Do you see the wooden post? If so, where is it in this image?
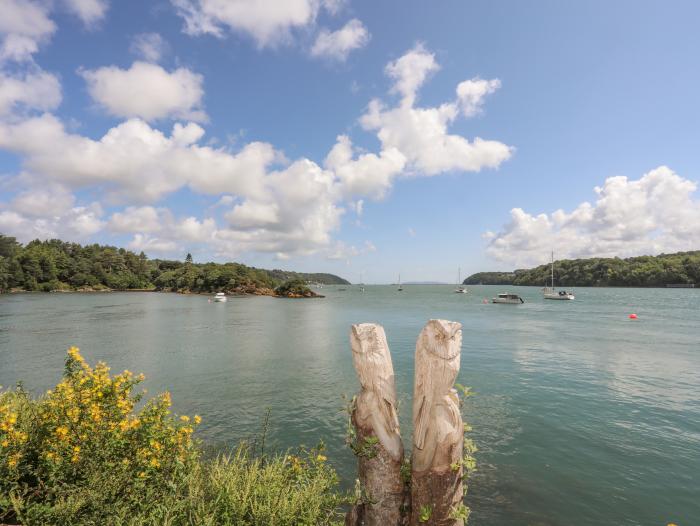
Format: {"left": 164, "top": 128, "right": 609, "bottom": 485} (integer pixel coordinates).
{"left": 346, "top": 323, "right": 405, "bottom": 526}
{"left": 410, "top": 319, "right": 464, "bottom": 526}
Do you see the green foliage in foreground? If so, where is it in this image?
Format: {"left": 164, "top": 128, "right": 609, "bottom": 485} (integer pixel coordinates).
{"left": 0, "top": 235, "right": 349, "bottom": 293}
{"left": 464, "top": 251, "right": 700, "bottom": 287}
{"left": 0, "top": 349, "right": 345, "bottom": 525}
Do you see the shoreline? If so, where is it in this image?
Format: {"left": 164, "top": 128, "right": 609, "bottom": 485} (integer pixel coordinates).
{"left": 2, "top": 288, "right": 324, "bottom": 299}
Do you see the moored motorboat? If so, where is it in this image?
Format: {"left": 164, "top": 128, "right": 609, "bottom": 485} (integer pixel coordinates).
{"left": 492, "top": 293, "right": 524, "bottom": 304}
{"left": 213, "top": 292, "right": 227, "bottom": 302}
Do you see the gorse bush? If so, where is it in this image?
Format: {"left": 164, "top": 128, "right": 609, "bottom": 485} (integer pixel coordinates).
{"left": 0, "top": 348, "right": 345, "bottom": 525}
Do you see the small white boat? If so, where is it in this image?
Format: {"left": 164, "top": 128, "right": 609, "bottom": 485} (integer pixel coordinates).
{"left": 213, "top": 292, "right": 227, "bottom": 302}
{"left": 492, "top": 293, "right": 524, "bottom": 304}
{"left": 543, "top": 252, "right": 574, "bottom": 300}
{"left": 397, "top": 274, "right": 403, "bottom": 292}
{"left": 454, "top": 267, "right": 467, "bottom": 294}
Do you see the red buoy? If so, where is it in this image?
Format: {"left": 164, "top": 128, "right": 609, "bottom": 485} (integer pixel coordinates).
{"left": 629, "top": 313, "right": 638, "bottom": 319}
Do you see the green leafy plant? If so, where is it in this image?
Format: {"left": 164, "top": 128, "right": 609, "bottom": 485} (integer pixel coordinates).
{"left": 418, "top": 504, "right": 432, "bottom": 522}
{"left": 450, "top": 502, "right": 471, "bottom": 521}
{"left": 0, "top": 348, "right": 346, "bottom": 525}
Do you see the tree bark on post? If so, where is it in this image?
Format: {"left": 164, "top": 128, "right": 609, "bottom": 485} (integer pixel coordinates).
{"left": 346, "top": 323, "right": 405, "bottom": 526}
{"left": 410, "top": 320, "right": 464, "bottom": 526}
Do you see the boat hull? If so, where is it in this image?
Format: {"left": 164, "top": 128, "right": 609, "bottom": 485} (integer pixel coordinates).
{"left": 492, "top": 298, "right": 523, "bottom": 304}
{"left": 544, "top": 294, "right": 574, "bottom": 300}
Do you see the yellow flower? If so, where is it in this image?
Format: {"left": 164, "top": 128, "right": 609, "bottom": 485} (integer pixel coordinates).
{"left": 316, "top": 454, "right": 327, "bottom": 462}
{"left": 8, "top": 456, "right": 18, "bottom": 468}
{"left": 55, "top": 426, "right": 69, "bottom": 440}
{"left": 68, "top": 346, "right": 84, "bottom": 362}
{"left": 180, "top": 415, "right": 190, "bottom": 423}
{"left": 193, "top": 415, "right": 202, "bottom": 425}
{"left": 149, "top": 458, "right": 160, "bottom": 468}
{"left": 138, "top": 471, "right": 146, "bottom": 478}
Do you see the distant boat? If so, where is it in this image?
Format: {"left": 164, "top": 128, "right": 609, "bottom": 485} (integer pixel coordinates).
{"left": 492, "top": 293, "right": 524, "bottom": 304}
{"left": 213, "top": 292, "right": 227, "bottom": 302}
{"left": 454, "top": 267, "right": 467, "bottom": 294}
{"left": 397, "top": 274, "right": 403, "bottom": 292}
{"left": 543, "top": 252, "right": 574, "bottom": 300}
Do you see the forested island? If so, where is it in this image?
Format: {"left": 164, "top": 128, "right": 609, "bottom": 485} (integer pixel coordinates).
{"left": 0, "top": 235, "right": 349, "bottom": 296}
{"left": 464, "top": 251, "right": 700, "bottom": 287}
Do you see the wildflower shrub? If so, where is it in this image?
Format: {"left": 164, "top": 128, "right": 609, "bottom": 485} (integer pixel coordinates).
{"left": 0, "top": 348, "right": 344, "bottom": 525}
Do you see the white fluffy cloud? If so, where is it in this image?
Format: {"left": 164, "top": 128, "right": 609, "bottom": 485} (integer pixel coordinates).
{"left": 0, "top": 0, "right": 109, "bottom": 62}
{"left": 485, "top": 166, "right": 700, "bottom": 266}
{"left": 130, "top": 33, "right": 167, "bottom": 63}
{"left": 0, "top": 43, "right": 511, "bottom": 259}
{"left": 171, "top": 0, "right": 328, "bottom": 47}
{"left": 360, "top": 45, "right": 512, "bottom": 178}
{"left": 0, "top": 203, "right": 104, "bottom": 242}
{"left": 385, "top": 43, "right": 440, "bottom": 106}
{"left": 325, "top": 134, "right": 405, "bottom": 198}
{"left": 0, "top": 0, "right": 56, "bottom": 62}
{"left": 127, "top": 234, "right": 179, "bottom": 254}
{"left": 311, "top": 19, "right": 369, "bottom": 61}
{"left": 108, "top": 206, "right": 163, "bottom": 233}
{"left": 80, "top": 62, "right": 206, "bottom": 122}
{"left": 0, "top": 69, "right": 61, "bottom": 116}
{"left": 62, "top": 0, "right": 109, "bottom": 26}
{"left": 0, "top": 116, "right": 276, "bottom": 202}
{"left": 109, "top": 207, "right": 216, "bottom": 254}
{"left": 457, "top": 78, "right": 502, "bottom": 117}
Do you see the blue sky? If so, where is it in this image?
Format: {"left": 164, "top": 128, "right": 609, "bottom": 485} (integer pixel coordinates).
{"left": 1, "top": 0, "right": 700, "bottom": 283}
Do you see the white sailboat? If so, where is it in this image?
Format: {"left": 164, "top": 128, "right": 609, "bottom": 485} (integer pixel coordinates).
{"left": 543, "top": 252, "right": 574, "bottom": 300}
{"left": 454, "top": 267, "right": 467, "bottom": 293}
{"left": 397, "top": 274, "right": 403, "bottom": 291}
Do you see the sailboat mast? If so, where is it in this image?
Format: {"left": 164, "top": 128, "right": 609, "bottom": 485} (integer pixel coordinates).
{"left": 551, "top": 251, "right": 554, "bottom": 288}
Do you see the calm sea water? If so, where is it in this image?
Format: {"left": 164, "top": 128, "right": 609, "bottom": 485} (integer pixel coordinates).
{"left": 1, "top": 286, "right": 698, "bottom": 525}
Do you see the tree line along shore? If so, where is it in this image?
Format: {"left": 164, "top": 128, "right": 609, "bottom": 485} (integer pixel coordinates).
{"left": 0, "top": 235, "right": 349, "bottom": 297}
{"left": 464, "top": 251, "right": 700, "bottom": 287}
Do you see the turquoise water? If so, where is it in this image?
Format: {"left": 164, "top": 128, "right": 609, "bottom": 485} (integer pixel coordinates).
{"left": 1, "top": 286, "right": 698, "bottom": 525}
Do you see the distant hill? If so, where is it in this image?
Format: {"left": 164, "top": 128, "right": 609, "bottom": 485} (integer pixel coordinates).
{"left": 265, "top": 270, "right": 350, "bottom": 285}
{"left": 464, "top": 251, "right": 700, "bottom": 287}
{"left": 0, "top": 234, "right": 349, "bottom": 293}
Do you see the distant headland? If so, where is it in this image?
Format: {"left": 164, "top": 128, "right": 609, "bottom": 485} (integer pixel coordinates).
{"left": 0, "top": 234, "right": 349, "bottom": 297}
{"left": 464, "top": 251, "right": 700, "bottom": 288}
